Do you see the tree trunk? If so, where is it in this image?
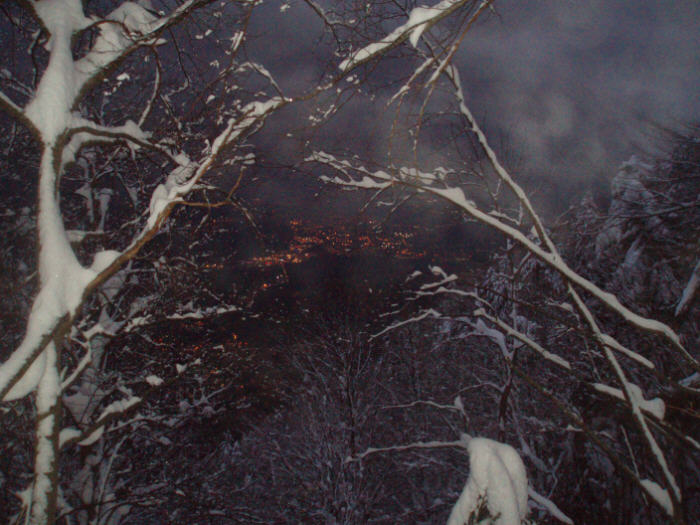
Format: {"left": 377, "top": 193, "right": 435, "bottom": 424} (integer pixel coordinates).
{"left": 29, "top": 343, "right": 61, "bottom": 525}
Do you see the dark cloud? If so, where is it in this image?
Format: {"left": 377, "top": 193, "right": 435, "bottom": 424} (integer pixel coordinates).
{"left": 244, "top": 0, "right": 700, "bottom": 219}
{"left": 457, "top": 0, "right": 700, "bottom": 180}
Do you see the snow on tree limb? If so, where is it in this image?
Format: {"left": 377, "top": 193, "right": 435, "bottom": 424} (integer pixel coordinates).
{"left": 568, "top": 290, "right": 683, "bottom": 508}
{"left": 381, "top": 398, "right": 467, "bottom": 415}
{"left": 675, "top": 259, "right": 700, "bottom": 317}
{"left": 443, "top": 66, "right": 693, "bottom": 364}
{"left": 58, "top": 354, "right": 203, "bottom": 451}
{"left": 59, "top": 345, "right": 92, "bottom": 392}
{"left": 311, "top": 142, "right": 688, "bottom": 515}
{"left": 509, "top": 358, "right": 686, "bottom": 520}
{"left": 309, "top": 35, "right": 696, "bottom": 518}
{"left": 348, "top": 434, "right": 470, "bottom": 463}
{"left": 0, "top": 89, "right": 284, "bottom": 402}
{"left": 473, "top": 308, "right": 572, "bottom": 370}
{"left": 144, "top": 96, "right": 288, "bottom": 229}
{"left": 527, "top": 488, "right": 574, "bottom": 525}
{"left": 447, "top": 437, "right": 528, "bottom": 525}
{"left": 311, "top": 149, "right": 697, "bottom": 372}
{"left": 640, "top": 478, "right": 674, "bottom": 517}
{"left": 593, "top": 383, "right": 665, "bottom": 420}
{"left": 0, "top": 88, "right": 32, "bottom": 134}
{"left": 339, "top": 0, "right": 476, "bottom": 72}
{"left": 72, "top": 0, "right": 207, "bottom": 101}
{"left": 370, "top": 308, "right": 442, "bottom": 340}
{"left": 67, "top": 118, "right": 152, "bottom": 148}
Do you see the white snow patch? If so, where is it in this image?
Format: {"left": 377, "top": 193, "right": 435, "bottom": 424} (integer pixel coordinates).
{"left": 339, "top": 0, "right": 464, "bottom": 70}
{"left": 97, "top": 396, "right": 141, "bottom": 422}
{"left": 63, "top": 391, "right": 93, "bottom": 422}
{"left": 147, "top": 161, "right": 197, "bottom": 227}
{"left": 447, "top": 437, "right": 528, "bottom": 525}
{"left": 593, "top": 383, "right": 665, "bottom": 420}
{"left": 406, "top": 6, "right": 436, "bottom": 47}
{"left": 78, "top": 425, "right": 104, "bottom": 447}
{"left": 675, "top": 259, "right": 700, "bottom": 316}
{"left": 679, "top": 372, "right": 699, "bottom": 388}
{"left": 640, "top": 479, "right": 673, "bottom": 516}
{"left": 90, "top": 250, "right": 120, "bottom": 274}
{"left": 473, "top": 319, "right": 510, "bottom": 359}
{"left": 146, "top": 375, "right": 163, "bottom": 386}
{"left": 431, "top": 186, "right": 477, "bottom": 210}
{"left": 59, "top": 427, "right": 82, "bottom": 447}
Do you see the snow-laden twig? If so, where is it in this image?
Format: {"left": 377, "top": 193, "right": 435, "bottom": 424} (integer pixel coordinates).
{"left": 73, "top": 0, "right": 204, "bottom": 96}
{"left": 348, "top": 435, "right": 470, "bottom": 463}
{"left": 370, "top": 308, "right": 442, "bottom": 340}
{"left": 593, "top": 383, "right": 665, "bottom": 420}
{"left": 473, "top": 309, "right": 571, "bottom": 370}
{"left": 569, "top": 291, "right": 681, "bottom": 514}
{"left": 0, "top": 88, "right": 31, "bottom": 133}
{"left": 527, "top": 488, "right": 573, "bottom": 525}
{"left": 443, "top": 65, "right": 692, "bottom": 364}
{"left": 510, "top": 360, "right": 681, "bottom": 521}
{"left": 60, "top": 346, "right": 92, "bottom": 392}
{"left": 311, "top": 148, "right": 696, "bottom": 371}
{"left": 675, "top": 259, "right": 700, "bottom": 316}
{"left": 382, "top": 398, "right": 465, "bottom": 415}
{"left": 67, "top": 118, "right": 152, "bottom": 149}
{"left": 339, "top": 0, "right": 474, "bottom": 72}
{"left": 138, "top": 57, "right": 161, "bottom": 127}
{"left": 387, "top": 55, "right": 437, "bottom": 106}
{"left": 0, "top": 94, "right": 285, "bottom": 402}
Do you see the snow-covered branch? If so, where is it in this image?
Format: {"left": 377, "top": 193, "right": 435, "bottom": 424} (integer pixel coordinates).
{"left": 311, "top": 149, "right": 696, "bottom": 372}
{"left": 370, "top": 308, "right": 443, "bottom": 340}
{"left": 123, "top": 303, "right": 241, "bottom": 332}
{"left": 509, "top": 358, "right": 680, "bottom": 520}
{"left": 568, "top": 291, "right": 682, "bottom": 514}
{"left": 348, "top": 435, "right": 470, "bottom": 463}
{"left": 0, "top": 88, "right": 32, "bottom": 134}
{"left": 527, "top": 488, "right": 574, "bottom": 525}
{"left": 72, "top": 1, "right": 214, "bottom": 102}
{"left": 1, "top": 87, "right": 285, "bottom": 401}
{"left": 473, "top": 308, "right": 571, "bottom": 371}
{"left": 339, "top": 0, "right": 476, "bottom": 72}
{"left": 675, "top": 259, "right": 700, "bottom": 316}
{"left": 60, "top": 395, "right": 142, "bottom": 450}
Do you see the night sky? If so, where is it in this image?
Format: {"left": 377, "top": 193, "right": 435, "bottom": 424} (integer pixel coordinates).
{"left": 457, "top": 0, "right": 700, "bottom": 179}
{"left": 247, "top": 0, "right": 700, "bottom": 220}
